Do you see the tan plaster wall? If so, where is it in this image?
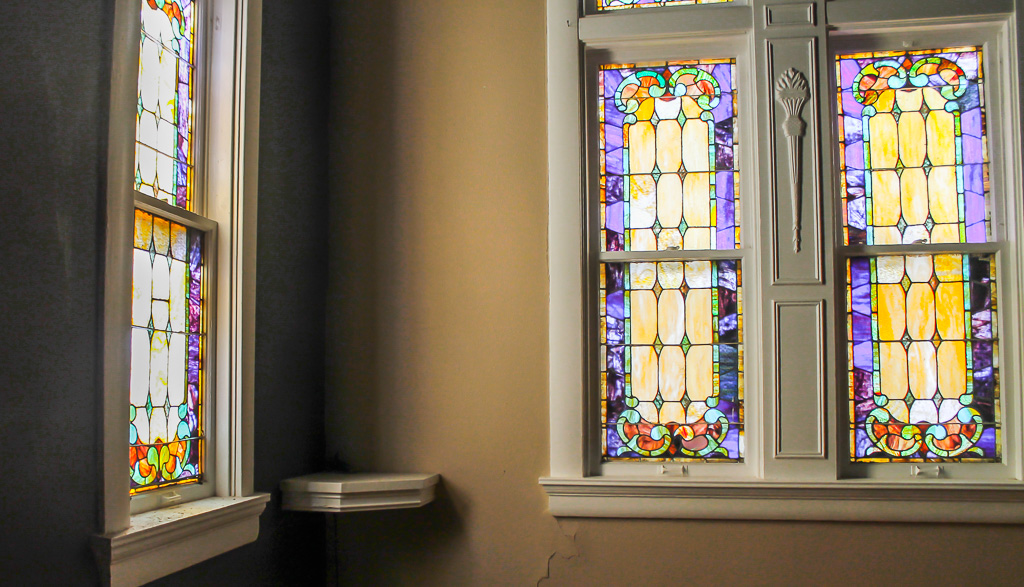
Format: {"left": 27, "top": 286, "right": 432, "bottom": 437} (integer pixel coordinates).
{"left": 325, "top": 1, "right": 1024, "bottom": 584}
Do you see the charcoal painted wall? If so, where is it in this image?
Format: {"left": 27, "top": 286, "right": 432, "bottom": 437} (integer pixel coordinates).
{"left": 0, "top": 1, "right": 328, "bottom": 585}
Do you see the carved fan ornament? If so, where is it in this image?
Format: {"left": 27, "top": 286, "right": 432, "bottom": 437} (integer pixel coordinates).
{"left": 775, "top": 68, "right": 810, "bottom": 253}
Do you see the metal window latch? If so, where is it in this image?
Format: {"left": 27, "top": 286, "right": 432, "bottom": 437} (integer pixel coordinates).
{"left": 911, "top": 465, "right": 943, "bottom": 478}
{"left": 659, "top": 464, "right": 688, "bottom": 476}
{"left": 161, "top": 491, "right": 183, "bottom": 505}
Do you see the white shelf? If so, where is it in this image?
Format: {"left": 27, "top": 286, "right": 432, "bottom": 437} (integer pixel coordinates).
{"left": 280, "top": 472, "right": 440, "bottom": 513}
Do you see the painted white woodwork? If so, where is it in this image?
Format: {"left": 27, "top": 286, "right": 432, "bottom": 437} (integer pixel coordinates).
{"left": 93, "top": 495, "right": 269, "bottom": 587}
{"left": 281, "top": 473, "right": 441, "bottom": 513}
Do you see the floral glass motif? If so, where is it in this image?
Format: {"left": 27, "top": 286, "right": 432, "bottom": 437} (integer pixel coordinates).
{"left": 130, "top": 209, "right": 204, "bottom": 493}
{"left": 848, "top": 254, "right": 998, "bottom": 461}
{"left": 601, "top": 260, "right": 743, "bottom": 460}
{"left": 136, "top": 0, "right": 197, "bottom": 210}
{"left": 837, "top": 47, "right": 990, "bottom": 246}
{"left": 600, "top": 59, "right": 739, "bottom": 252}
{"left": 598, "top": 0, "right": 731, "bottom": 10}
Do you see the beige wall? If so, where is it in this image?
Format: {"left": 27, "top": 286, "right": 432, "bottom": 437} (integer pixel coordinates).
{"left": 325, "top": 1, "right": 1024, "bottom": 584}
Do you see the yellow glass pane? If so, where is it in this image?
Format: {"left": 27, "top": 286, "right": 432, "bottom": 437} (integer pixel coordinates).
{"left": 869, "top": 113, "right": 898, "bottom": 168}
{"left": 682, "top": 173, "right": 711, "bottom": 227}
{"left": 937, "top": 341, "right": 967, "bottom": 399}
{"left": 656, "top": 174, "right": 683, "bottom": 228}
{"left": 900, "top": 168, "right": 928, "bottom": 225}
{"left": 658, "top": 345, "right": 686, "bottom": 402}
{"left": 633, "top": 346, "right": 659, "bottom": 401}
{"left": 872, "top": 170, "right": 901, "bottom": 226}
{"left": 686, "top": 345, "right": 713, "bottom": 401}
{"left": 681, "top": 119, "right": 710, "bottom": 172}
{"left": 877, "top": 283, "right": 907, "bottom": 341}
{"left": 656, "top": 120, "right": 682, "bottom": 173}
{"left": 925, "top": 110, "right": 956, "bottom": 166}
{"left": 908, "top": 341, "right": 937, "bottom": 399}
{"left": 897, "top": 111, "right": 926, "bottom": 168}
{"left": 935, "top": 283, "right": 966, "bottom": 340}
{"left": 631, "top": 290, "right": 658, "bottom": 345}
{"left": 629, "top": 121, "right": 656, "bottom": 173}
{"left": 905, "top": 283, "right": 935, "bottom": 341}
{"left": 880, "top": 342, "right": 908, "bottom": 398}
{"left": 629, "top": 175, "right": 657, "bottom": 228}
{"left": 657, "top": 289, "right": 685, "bottom": 345}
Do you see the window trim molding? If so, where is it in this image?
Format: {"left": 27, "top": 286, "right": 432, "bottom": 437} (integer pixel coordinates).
{"left": 98, "top": 0, "right": 266, "bottom": 582}
{"left": 543, "top": 0, "right": 1024, "bottom": 522}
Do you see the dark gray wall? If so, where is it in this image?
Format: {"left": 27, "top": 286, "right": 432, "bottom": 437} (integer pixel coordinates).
{"left": 0, "top": 2, "right": 107, "bottom": 584}
{"left": 0, "top": 1, "right": 329, "bottom": 585}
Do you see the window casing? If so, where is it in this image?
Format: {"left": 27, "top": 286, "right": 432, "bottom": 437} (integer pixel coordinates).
{"left": 543, "top": 0, "right": 1024, "bottom": 521}
{"left": 96, "top": 0, "right": 267, "bottom": 584}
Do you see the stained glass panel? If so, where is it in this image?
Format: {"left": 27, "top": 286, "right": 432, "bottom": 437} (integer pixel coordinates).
{"left": 848, "top": 254, "right": 998, "bottom": 461}
{"left": 836, "top": 47, "right": 990, "bottom": 246}
{"left": 600, "top": 59, "right": 739, "bottom": 252}
{"left": 136, "top": 0, "right": 197, "bottom": 210}
{"left": 601, "top": 260, "right": 743, "bottom": 460}
{"left": 598, "top": 0, "right": 731, "bottom": 10}
{"left": 130, "top": 209, "right": 204, "bottom": 493}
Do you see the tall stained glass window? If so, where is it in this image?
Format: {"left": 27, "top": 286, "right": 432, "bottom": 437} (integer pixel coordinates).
{"left": 598, "top": 0, "right": 731, "bottom": 11}
{"left": 136, "top": 0, "right": 197, "bottom": 211}
{"left": 600, "top": 59, "right": 743, "bottom": 461}
{"left": 131, "top": 0, "right": 206, "bottom": 495}
{"left": 130, "top": 210, "right": 205, "bottom": 493}
{"left": 838, "top": 47, "right": 1000, "bottom": 462}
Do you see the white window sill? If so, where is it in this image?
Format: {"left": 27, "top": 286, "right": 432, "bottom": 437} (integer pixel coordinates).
{"left": 280, "top": 472, "right": 440, "bottom": 513}
{"left": 92, "top": 493, "right": 270, "bottom": 587}
{"left": 540, "top": 477, "right": 1024, "bottom": 523}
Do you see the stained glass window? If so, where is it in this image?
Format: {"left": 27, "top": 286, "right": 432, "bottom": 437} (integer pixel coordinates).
{"left": 136, "top": 0, "right": 197, "bottom": 210}
{"left": 598, "top": 0, "right": 731, "bottom": 11}
{"left": 130, "top": 209, "right": 205, "bottom": 493}
{"left": 839, "top": 45, "right": 1000, "bottom": 463}
{"left": 601, "top": 260, "right": 743, "bottom": 460}
{"left": 836, "top": 47, "right": 989, "bottom": 246}
{"left": 599, "top": 57, "right": 742, "bottom": 462}
{"left": 600, "top": 59, "right": 739, "bottom": 252}
{"left": 848, "top": 254, "right": 998, "bottom": 461}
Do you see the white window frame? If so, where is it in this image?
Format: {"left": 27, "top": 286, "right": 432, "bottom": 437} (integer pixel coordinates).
{"left": 542, "top": 0, "right": 1024, "bottom": 522}
{"left": 94, "top": 1, "right": 268, "bottom": 585}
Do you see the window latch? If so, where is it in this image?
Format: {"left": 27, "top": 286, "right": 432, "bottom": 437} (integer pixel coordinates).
{"left": 161, "top": 491, "right": 183, "bottom": 505}
{"left": 659, "top": 464, "right": 688, "bottom": 476}
{"left": 911, "top": 465, "right": 943, "bottom": 478}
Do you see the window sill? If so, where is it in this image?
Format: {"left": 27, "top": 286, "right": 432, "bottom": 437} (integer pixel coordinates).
{"left": 540, "top": 477, "right": 1024, "bottom": 523}
{"left": 280, "top": 472, "right": 440, "bottom": 513}
{"left": 92, "top": 493, "right": 270, "bottom": 587}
